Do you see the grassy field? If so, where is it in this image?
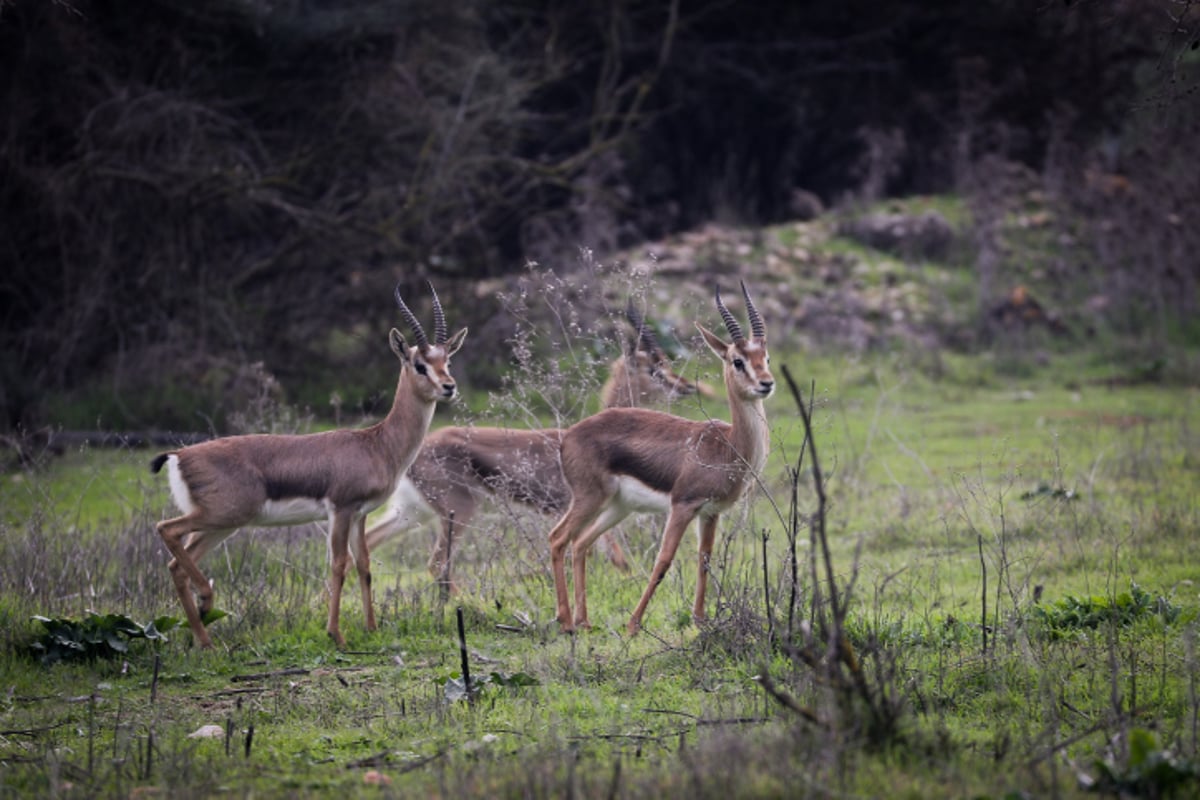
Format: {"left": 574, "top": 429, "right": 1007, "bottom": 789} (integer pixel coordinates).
{"left": 1, "top": 347, "right": 1198, "bottom": 798}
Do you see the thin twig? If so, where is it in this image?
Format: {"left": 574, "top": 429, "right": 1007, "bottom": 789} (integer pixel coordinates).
{"left": 230, "top": 667, "right": 309, "bottom": 683}
{"left": 756, "top": 669, "right": 825, "bottom": 728}
{"left": 761, "top": 527, "right": 774, "bottom": 646}
{"left": 978, "top": 532, "right": 988, "bottom": 657}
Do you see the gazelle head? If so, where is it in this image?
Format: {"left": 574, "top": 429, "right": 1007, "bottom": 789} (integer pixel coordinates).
{"left": 391, "top": 282, "right": 468, "bottom": 403}
{"left": 696, "top": 281, "right": 774, "bottom": 402}
{"left": 624, "top": 302, "right": 706, "bottom": 401}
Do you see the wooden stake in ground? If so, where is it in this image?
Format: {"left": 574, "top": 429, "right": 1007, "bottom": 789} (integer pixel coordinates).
{"left": 456, "top": 606, "right": 474, "bottom": 706}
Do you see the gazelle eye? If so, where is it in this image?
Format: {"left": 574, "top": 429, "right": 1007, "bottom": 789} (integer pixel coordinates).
{"left": 732, "top": 358, "right": 745, "bottom": 371}
{"left": 415, "top": 362, "right": 428, "bottom": 376}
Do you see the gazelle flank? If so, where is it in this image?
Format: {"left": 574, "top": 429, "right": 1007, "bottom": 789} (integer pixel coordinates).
{"left": 547, "top": 281, "right": 774, "bottom": 635}
{"left": 363, "top": 304, "right": 709, "bottom": 594}
{"left": 151, "top": 283, "right": 466, "bottom": 649}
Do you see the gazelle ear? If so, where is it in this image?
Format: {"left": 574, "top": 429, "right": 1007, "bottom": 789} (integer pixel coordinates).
{"left": 696, "top": 323, "right": 729, "bottom": 359}
{"left": 444, "top": 327, "right": 468, "bottom": 357}
{"left": 389, "top": 328, "right": 412, "bottom": 363}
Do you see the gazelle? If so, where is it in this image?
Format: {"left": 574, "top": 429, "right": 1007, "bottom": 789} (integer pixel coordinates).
{"left": 151, "top": 283, "right": 467, "bottom": 649}
{"left": 600, "top": 303, "right": 713, "bottom": 408}
{"left": 548, "top": 282, "right": 773, "bottom": 635}
{"left": 363, "top": 304, "right": 708, "bottom": 592}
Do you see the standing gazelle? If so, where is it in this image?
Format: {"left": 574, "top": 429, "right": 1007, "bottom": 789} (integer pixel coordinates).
{"left": 548, "top": 282, "right": 774, "bottom": 634}
{"left": 364, "top": 304, "right": 708, "bottom": 592}
{"left": 151, "top": 283, "right": 467, "bottom": 649}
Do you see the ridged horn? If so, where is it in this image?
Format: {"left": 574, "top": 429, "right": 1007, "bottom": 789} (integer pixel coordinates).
{"left": 625, "top": 301, "right": 662, "bottom": 353}
{"left": 428, "top": 281, "right": 447, "bottom": 344}
{"left": 741, "top": 280, "right": 765, "bottom": 340}
{"left": 394, "top": 283, "right": 429, "bottom": 350}
{"left": 714, "top": 285, "right": 745, "bottom": 343}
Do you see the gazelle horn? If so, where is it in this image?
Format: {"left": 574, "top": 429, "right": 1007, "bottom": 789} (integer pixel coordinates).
{"left": 394, "top": 283, "right": 429, "bottom": 350}
{"left": 715, "top": 285, "right": 745, "bottom": 343}
{"left": 626, "top": 301, "right": 662, "bottom": 353}
{"left": 429, "top": 281, "right": 448, "bottom": 345}
{"left": 741, "top": 280, "right": 765, "bottom": 340}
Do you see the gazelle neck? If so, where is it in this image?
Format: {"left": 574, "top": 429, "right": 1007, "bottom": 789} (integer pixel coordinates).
{"left": 377, "top": 365, "right": 437, "bottom": 454}
{"left": 725, "top": 377, "right": 770, "bottom": 475}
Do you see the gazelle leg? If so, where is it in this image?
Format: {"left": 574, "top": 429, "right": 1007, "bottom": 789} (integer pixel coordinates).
{"left": 547, "top": 501, "right": 603, "bottom": 632}
{"left": 326, "top": 510, "right": 353, "bottom": 648}
{"left": 693, "top": 515, "right": 719, "bottom": 622}
{"left": 362, "top": 515, "right": 399, "bottom": 554}
{"left": 156, "top": 515, "right": 233, "bottom": 649}
{"left": 571, "top": 539, "right": 591, "bottom": 629}
{"left": 348, "top": 514, "right": 376, "bottom": 632}
{"left": 598, "top": 531, "right": 630, "bottom": 573}
{"left": 627, "top": 505, "right": 696, "bottom": 635}
{"left": 430, "top": 501, "right": 473, "bottom": 597}
{"left": 181, "top": 526, "right": 237, "bottom": 617}
{"left": 573, "top": 504, "right": 633, "bottom": 628}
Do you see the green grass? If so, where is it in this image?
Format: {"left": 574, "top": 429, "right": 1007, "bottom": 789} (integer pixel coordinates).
{"left": 2, "top": 348, "right": 1198, "bottom": 798}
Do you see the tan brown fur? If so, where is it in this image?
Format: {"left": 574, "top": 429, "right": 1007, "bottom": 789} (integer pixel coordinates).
{"left": 364, "top": 316, "right": 702, "bottom": 591}
{"left": 152, "top": 286, "right": 466, "bottom": 649}
{"left": 599, "top": 349, "right": 708, "bottom": 409}
{"left": 548, "top": 283, "right": 774, "bottom": 634}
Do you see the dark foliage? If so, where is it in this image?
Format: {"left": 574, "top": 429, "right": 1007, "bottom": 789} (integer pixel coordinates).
{"left": 29, "top": 611, "right": 180, "bottom": 665}
{"left": 0, "top": 0, "right": 1194, "bottom": 430}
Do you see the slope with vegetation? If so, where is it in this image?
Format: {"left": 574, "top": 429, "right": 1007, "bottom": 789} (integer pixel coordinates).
{"left": 1, "top": 215, "right": 1198, "bottom": 796}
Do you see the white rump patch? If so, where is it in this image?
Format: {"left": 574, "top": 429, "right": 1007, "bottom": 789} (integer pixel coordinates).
{"left": 164, "top": 455, "right": 195, "bottom": 515}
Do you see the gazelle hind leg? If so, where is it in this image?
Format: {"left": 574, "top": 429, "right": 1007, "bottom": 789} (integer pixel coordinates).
{"left": 548, "top": 501, "right": 604, "bottom": 632}
{"left": 573, "top": 503, "right": 633, "bottom": 628}
{"left": 598, "top": 531, "right": 630, "bottom": 573}
{"left": 180, "top": 526, "right": 237, "bottom": 615}
{"left": 156, "top": 515, "right": 234, "bottom": 649}
{"left": 429, "top": 501, "right": 475, "bottom": 596}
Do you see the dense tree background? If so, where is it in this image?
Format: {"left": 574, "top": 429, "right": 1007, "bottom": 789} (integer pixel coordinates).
{"left": 1, "top": 0, "right": 1196, "bottom": 431}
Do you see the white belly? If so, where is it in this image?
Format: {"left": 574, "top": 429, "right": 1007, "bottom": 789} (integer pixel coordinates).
{"left": 254, "top": 497, "right": 331, "bottom": 527}
{"left": 255, "top": 493, "right": 388, "bottom": 528}
{"left": 380, "top": 476, "right": 439, "bottom": 527}
{"left": 612, "top": 475, "right": 671, "bottom": 515}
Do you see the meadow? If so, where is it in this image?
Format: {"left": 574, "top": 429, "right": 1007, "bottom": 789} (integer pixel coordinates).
{"left": 1, "top": 338, "right": 1198, "bottom": 798}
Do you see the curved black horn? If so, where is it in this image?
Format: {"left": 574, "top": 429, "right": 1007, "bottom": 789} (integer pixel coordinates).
{"left": 395, "top": 283, "right": 429, "bottom": 350}
{"left": 741, "top": 280, "right": 765, "bottom": 340}
{"left": 625, "top": 301, "right": 662, "bottom": 352}
{"left": 428, "top": 281, "right": 447, "bottom": 344}
{"left": 714, "top": 285, "right": 745, "bottom": 343}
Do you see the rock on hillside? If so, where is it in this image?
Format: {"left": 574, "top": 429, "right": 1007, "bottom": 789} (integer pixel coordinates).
{"left": 610, "top": 210, "right": 961, "bottom": 353}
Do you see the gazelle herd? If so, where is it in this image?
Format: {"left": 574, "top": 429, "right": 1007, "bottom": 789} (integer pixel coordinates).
{"left": 363, "top": 302, "right": 712, "bottom": 594}
{"left": 153, "top": 281, "right": 773, "bottom": 647}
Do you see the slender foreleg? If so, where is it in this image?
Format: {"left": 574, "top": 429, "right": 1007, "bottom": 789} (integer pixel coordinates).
{"left": 348, "top": 514, "right": 376, "bottom": 632}
{"left": 627, "top": 504, "right": 697, "bottom": 635}
{"left": 326, "top": 509, "right": 353, "bottom": 647}
{"left": 692, "top": 514, "right": 719, "bottom": 622}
